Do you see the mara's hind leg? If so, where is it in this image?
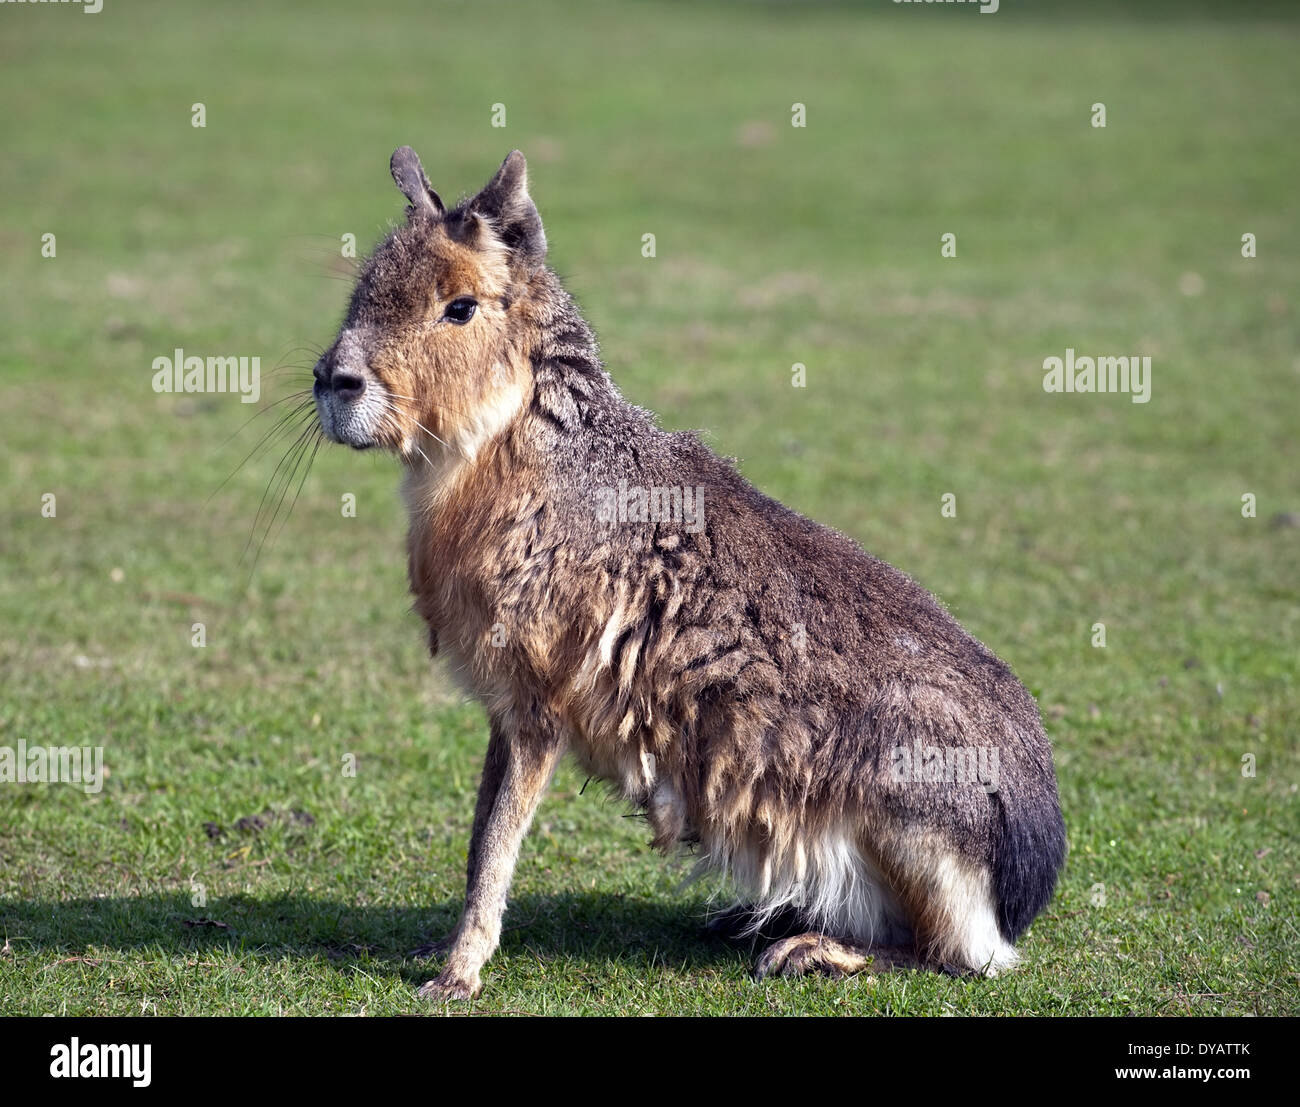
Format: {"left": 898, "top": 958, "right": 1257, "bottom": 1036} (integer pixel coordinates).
{"left": 877, "top": 832, "right": 1022, "bottom": 977}
{"left": 753, "top": 933, "right": 925, "bottom": 980}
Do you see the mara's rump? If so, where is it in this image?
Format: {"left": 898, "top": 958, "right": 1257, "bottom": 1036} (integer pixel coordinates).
{"left": 555, "top": 460, "right": 1067, "bottom": 975}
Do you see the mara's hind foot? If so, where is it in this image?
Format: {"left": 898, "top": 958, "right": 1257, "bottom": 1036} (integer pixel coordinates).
{"left": 753, "top": 933, "right": 925, "bottom": 980}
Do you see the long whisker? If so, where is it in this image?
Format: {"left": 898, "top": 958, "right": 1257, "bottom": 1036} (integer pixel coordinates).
{"left": 262, "top": 365, "right": 318, "bottom": 378}
{"left": 377, "top": 392, "right": 452, "bottom": 453}
{"left": 243, "top": 427, "right": 317, "bottom": 580}
{"left": 380, "top": 392, "right": 454, "bottom": 449}
{"left": 409, "top": 417, "right": 449, "bottom": 450}
{"left": 263, "top": 427, "right": 325, "bottom": 562}
{"left": 384, "top": 391, "right": 484, "bottom": 431}
{"left": 241, "top": 418, "right": 318, "bottom": 569}
{"left": 210, "top": 396, "right": 317, "bottom": 501}
{"left": 272, "top": 343, "right": 326, "bottom": 363}
{"left": 218, "top": 389, "right": 314, "bottom": 452}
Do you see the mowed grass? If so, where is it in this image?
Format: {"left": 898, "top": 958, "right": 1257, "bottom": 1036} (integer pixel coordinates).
{"left": 1, "top": 0, "right": 1297, "bottom": 1016}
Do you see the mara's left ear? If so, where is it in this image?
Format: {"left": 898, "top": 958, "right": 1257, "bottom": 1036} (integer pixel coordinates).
{"left": 468, "top": 150, "right": 546, "bottom": 267}
{"left": 390, "top": 146, "right": 445, "bottom": 218}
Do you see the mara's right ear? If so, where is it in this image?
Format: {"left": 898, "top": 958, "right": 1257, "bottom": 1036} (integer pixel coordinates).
{"left": 390, "top": 146, "right": 445, "bottom": 218}
{"left": 468, "top": 150, "right": 546, "bottom": 267}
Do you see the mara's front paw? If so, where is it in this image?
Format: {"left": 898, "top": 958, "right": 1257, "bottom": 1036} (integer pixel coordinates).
{"left": 417, "top": 969, "right": 481, "bottom": 1002}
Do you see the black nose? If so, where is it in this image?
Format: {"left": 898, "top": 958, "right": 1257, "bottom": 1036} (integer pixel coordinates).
{"left": 329, "top": 371, "right": 365, "bottom": 399}
{"left": 313, "top": 357, "right": 366, "bottom": 399}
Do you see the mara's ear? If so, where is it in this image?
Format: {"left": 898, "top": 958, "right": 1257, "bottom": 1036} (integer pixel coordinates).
{"left": 390, "top": 146, "right": 445, "bottom": 218}
{"left": 468, "top": 150, "right": 546, "bottom": 266}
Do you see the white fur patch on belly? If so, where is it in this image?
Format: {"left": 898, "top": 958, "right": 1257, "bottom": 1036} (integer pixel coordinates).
{"left": 701, "top": 826, "right": 912, "bottom": 949}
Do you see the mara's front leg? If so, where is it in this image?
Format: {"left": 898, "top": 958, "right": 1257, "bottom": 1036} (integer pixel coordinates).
{"left": 418, "top": 709, "right": 565, "bottom": 1002}
{"left": 408, "top": 718, "right": 509, "bottom": 959}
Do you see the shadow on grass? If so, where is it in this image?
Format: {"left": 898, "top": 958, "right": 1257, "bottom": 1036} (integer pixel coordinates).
{"left": 0, "top": 891, "right": 754, "bottom": 984}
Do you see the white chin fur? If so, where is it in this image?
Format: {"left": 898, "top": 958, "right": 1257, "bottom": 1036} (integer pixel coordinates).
{"left": 317, "top": 385, "right": 385, "bottom": 448}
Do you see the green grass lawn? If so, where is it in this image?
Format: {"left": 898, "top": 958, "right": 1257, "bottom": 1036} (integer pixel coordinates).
{"left": 1, "top": 0, "right": 1297, "bottom": 1016}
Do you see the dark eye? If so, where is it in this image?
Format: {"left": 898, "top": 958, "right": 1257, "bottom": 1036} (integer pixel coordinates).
{"left": 444, "top": 297, "right": 477, "bottom": 324}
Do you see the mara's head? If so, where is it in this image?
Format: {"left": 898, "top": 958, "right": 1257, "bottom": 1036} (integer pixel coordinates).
{"left": 314, "top": 147, "right": 548, "bottom": 459}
